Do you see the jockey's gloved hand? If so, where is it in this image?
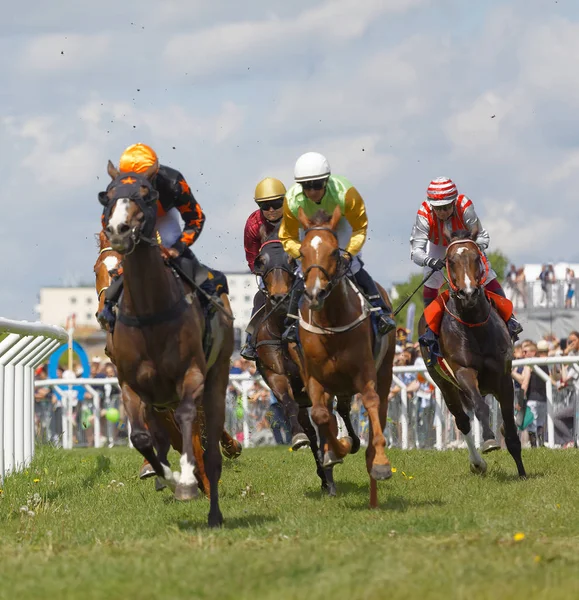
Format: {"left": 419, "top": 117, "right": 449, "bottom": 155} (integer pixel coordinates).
{"left": 171, "top": 240, "right": 187, "bottom": 256}
{"left": 340, "top": 250, "right": 353, "bottom": 267}
{"left": 425, "top": 257, "right": 445, "bottom": 271}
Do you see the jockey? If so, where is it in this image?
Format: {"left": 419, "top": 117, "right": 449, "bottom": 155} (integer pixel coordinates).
{"left": 279, "top": 152, "right": 396, "bottom": 342}
{"left": 410, "top": 176, "right": 523, "bottom": 358}
{"left": 239, "top": 177, "right": 286, "bottom": 360}
{"left": 97, "top": 143, "right": 206, "bottom": 330}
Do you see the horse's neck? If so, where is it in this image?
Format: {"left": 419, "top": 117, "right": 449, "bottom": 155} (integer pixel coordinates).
{"left": 121, "top": 244, "right": 181, "bottom": 315}
{"left": 304, "top": 278, "right": 360, "bottom": 327}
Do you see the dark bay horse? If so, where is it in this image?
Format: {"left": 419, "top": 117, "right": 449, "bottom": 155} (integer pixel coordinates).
{"left": 99, "top": 160, "right": 234, "bottom": 527}
{"left": 93, "top": 232, "right": 242, "bottom": 490}
{"left": 290, "top": 207, "right": 396, "bottom": 507}
{"left": 418, "top": 230, "right": 526, "bottom": 478}
{"left": 252, "top": 224, "right": 361, "bottom": 495}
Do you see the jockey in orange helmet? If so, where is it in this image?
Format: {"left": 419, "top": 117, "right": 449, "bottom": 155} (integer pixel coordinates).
{"left": 97, "top": 143, "right": 207, "bottom": 330}
{"left": 410, "top": 177, "right": 522, "bottom": 360}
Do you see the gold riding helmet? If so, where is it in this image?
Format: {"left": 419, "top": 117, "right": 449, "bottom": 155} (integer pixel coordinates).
{"left": 254, "top": 178, "right": 286, "bottom": 203}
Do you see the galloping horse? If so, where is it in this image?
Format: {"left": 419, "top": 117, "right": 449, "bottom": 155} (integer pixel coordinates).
{"left": 252, "top": 224, "right": 361, "bottom": 495}
{"left": 418, "top": 230, "right": 526, "bottom": 478}
{"left": 99, "top": 160, "right": 234, "bottom": 527}
{"left": 290, "top": 207, "right": 396, "bottom": 507}
{"left": 93, "top": 232, "right": 242, "bottom": 486}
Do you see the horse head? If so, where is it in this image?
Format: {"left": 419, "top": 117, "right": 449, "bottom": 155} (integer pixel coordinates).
{"left": 298, "top": 205, "right": 343, "bottom": 311}
{"left": 253, "top": 222, "right": 296, "bottom": 306}
{"left": 444, "top": 228, "right": 489, "bottom": 308}
{"left": 93, "top": 230, "right": 122, "bottom": 316}
{"left": 99, "top": 160, "right": 159, "bottom": 254}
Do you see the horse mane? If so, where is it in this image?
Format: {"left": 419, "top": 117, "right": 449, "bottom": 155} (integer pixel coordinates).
{"left": 95, "top": 230, "right": 109, "bottom": 250}
{"left": 450, "top": 229, "right": 474, "bottom": 242}
{"left": 309, "top": 210, "right": 332, "bottom": 226}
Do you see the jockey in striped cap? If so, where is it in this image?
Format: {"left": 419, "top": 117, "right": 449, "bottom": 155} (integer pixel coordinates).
{"left": 410, "top": 177, "right": 522, "bottom": 357}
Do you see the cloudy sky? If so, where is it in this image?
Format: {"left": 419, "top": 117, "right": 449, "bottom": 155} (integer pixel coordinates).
{"left": 2, "top": 0, "right": 579, "bottom": 321}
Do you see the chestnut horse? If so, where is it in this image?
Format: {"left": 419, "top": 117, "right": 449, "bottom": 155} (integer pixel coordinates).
{"left": 99, "top": 160, "right": 234, "bottom": 527}
{"left": 290, "top": 207, "right": 396, "bottom": 507}
{"left": 93, "top": 232, "right": 241, "bottom": 490}
{"left": 418, "top": 230, "right": 526, "bottom": 478}
{"left": 253, "top": 224, "right": 361, "bottom": 495}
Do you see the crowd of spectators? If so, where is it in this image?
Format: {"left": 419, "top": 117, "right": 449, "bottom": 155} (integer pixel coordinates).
{"left": 505, "top": 263, "right": 576, "bottom": 309}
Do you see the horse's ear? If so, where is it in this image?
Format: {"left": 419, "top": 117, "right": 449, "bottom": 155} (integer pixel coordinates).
{"left": 107, "top": 160, "right": 119, "bottom": 180}
{"left": 143, "top": 159, "right": 159, "bottom": 180}
{"left": 298, "top": 207, "right": 310, "bottom": 229}
{"left": 329, "top": 205, "right": 341, "bottom": 230}
{"left": 98, "top": 190, "right": 110, "bottom": 207}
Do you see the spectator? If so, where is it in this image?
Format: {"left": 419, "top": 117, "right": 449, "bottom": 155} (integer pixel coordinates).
{"left": 514, "top": 267, "right": 527, "bottom": 308}
{"left": 537, "top": 264, "right": 550, "bottom": 307}
{"left": 505, "top": 264, "right": 517, "bottom": 299}
{"left": 34, "top": 365, "right": 54, "bottom": 442}
{"left": 565, "top": 267, "right": 575, "bottom": 309}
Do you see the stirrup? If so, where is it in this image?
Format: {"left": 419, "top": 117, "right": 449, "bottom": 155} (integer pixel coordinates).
{"left": 239, "top": 343, "right": 258, "bottom": 361}
{"left": 282, "top": 322, "right": 298, "bottom": 343}
{"left": 97, "top": 303, "right": 116, "bottom": 332}
{"left": 377, "top": 313, "right": 396, "bottom": 335}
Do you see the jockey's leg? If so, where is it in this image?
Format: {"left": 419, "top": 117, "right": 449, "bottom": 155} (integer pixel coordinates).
{"left": 97, "top": 275, "right": 124, "bottom": 332}
{"left": 173, "top": 247, "right": 199, "bottom": 282}
{"left": 282, "top": 277, "right": 305, "bottom": 343}
{"left": 419, "top": 285, "right": 442, "bottom": 367}
{"left": 240, "top": 290, "right": 266, "bottom": 360}
{"left": 352, "top": 268, "right": 396, "bottom": 335}
{"left": 484, "top": 279, "right": 523, "bottom": 341}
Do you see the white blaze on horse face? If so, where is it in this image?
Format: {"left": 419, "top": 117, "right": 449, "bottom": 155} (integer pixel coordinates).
{"left": 312, "top": 275, "right": 322, "bottom": 297}
{"left": 311, "top": 235, "right": 322, "bottom": 251}
{"left": 456, "top": 247, "right": 467, "bottom": 255}
{"left": 103, "top": 256, "right": 119, "bottom": 273}
{"left": 179, "top": 453, "right": 198, "bottom": 487}
{"left": 464, "top": 273, "right": 473, "bottom": 294}
{"left": 108, "top": 198, "right": 130, "bottom": 234}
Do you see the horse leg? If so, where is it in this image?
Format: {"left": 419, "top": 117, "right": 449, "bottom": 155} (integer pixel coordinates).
{"left": 121, "top": 383, "right": 177, "bottom": 490}
{"left": 192, "top": 407, "right": 210, "bottom": 497}
{"left": 268, "top": 372, "right": 309, "bottom": 450}
{"left": 174, "top": 365, "right": 205, "bottom": 502}
{"left": 336, "top": 393, "right": 361, "bottom": 454}
{"left": 443, "top": 376, "right": 487, "bottom": 474}
{"left": 144, "top": 408, "right": 173, "bottom": 491}
{"left": 471, "top": 393, "right": 500, "bottom": 453}
{"left": 307, "top": 378, "right": 351, "bottom": 466}
{"left": 203, "top": 357, "right": 229, "bottom": 528}
{"left": 355, "top": 375, "right": 391, "bottom": 481}
{"left": 297, "top": 406, "right": 335, "bottom": 495}
{"left": 497, "top": 375, "right": 526, "bottom": 478}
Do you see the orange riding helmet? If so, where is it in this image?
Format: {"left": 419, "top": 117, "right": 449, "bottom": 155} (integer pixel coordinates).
{"left": 119, "top": 143, "right": 159, "bottom": 174}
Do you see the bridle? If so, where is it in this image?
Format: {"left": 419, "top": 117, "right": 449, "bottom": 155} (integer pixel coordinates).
{"left": 301, "top": 226, "right": 349, "bottom": 301}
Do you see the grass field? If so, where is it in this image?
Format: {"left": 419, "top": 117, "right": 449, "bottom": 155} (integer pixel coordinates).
{"left": 1, "top": 444, "right": 578, "bottom": 600}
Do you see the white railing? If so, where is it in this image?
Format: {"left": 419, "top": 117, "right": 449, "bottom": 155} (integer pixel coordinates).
{"left": 32, "top": 357, "right": 579, "bottom": 453}
{"left": 1, "top": 318, "right": 68, "bottom": 482}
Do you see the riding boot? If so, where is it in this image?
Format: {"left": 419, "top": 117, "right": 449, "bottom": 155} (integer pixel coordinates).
{"left": 281, "top": 279, "right": 304, "bottom": 343}
{"left": 240, "top": 333, "right": 258, "bottom": 361}
{"left": 507, "top": 315, "right": 523, "bottom": 342}
{"left": 97, "top": 275, "right": 124, "bottom": 332}
{"left": 172, "top": 248, "right": 199, "bottom": 284}
{"left": 353, "top": 268, "right": 396, "bottom": 335}
{"left": 418, "top": 325, "right": 442, "bottom": 368}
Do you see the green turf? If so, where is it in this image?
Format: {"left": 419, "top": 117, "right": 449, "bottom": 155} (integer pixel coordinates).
{"left": 0, "top": 444, "right": 578, "bottom": 600}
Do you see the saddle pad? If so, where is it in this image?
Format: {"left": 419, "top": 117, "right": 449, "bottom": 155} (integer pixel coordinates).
{"left": 424, "top": 290, "right": 513, "bottom": 335}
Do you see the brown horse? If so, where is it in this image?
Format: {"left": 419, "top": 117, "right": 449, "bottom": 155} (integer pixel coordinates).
{"left": 93, "top": 232, "right": 241, "bottom": 488}
{"left": 99, "top": 160, "right": 234, "bottom": 527}
{"left": 289, "top": 207, "right": 396, "bottom": 507}
{"left": 252, "top": 224, "right": 361, "bottom": 495}
{"left": 418, "top": 230, "right": 526, "bottom": 478}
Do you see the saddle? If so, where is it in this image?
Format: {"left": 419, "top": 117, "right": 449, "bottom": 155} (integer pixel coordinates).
{"left": 424, "top": 289, "right": 513, "bottom": 336}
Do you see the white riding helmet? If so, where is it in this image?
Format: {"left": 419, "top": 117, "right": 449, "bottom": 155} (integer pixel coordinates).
{"left": 294, "top": 152, "right": 331, "bottom": 182}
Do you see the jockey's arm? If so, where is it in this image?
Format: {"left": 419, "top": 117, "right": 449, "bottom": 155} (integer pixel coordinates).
{"left": 343, "top": 187, "right": 368, "bottom": 256}
{"left": 279, "top": 199, "right": 302, "bottom": 259}
{"left": 462, "top": 203, "right": 490, "bottom": 251}
{"left": 172, "top": 177, "right": 206, "bottom": 253}
{"left": 409, "top": 213, "right": 430, "bottom": 267}
{"left": 243, "top": 214, "right": 261, "bottom": 272}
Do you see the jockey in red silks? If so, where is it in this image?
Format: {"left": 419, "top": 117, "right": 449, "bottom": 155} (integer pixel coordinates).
{"left": 410, "top": 177, "right": 523, "bottom": 358}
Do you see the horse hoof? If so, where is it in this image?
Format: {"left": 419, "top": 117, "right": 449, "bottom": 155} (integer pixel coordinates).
{"left": 350, "top": 436, "right": 361, "bottom": 454}
{"left": 370, "top": 464, "right": 392, "bottom": 481}
{"left": 291, "top": 433, "right": 310, "bottom": 451}
{"left": 155, "top": 478, "right": 167, "bottom": 492}
{"left": 340, "top": 436, "right": 353, "bottom": 454}
{"left": 323, "top": 450, "right": 344, "bottom": 468}
{"left": 221, "top": 440, "right": 243, "bottom": 460}
{"left": 139, "top": 462, "right": 156, "bottom": 480}
{"left": 208, "top": 511, "right": 223, "bottom": 528}
{"left": 470, "top": 461, "right": 487, "bottom": 475}
{"left": 481, "top": 439, "right": 500, "bottom": 454}
{"left": 327, "top": 483, "right": 337, "bottom": 497}
{"left": 174, "top": 482, "right": 199, "bottom": 501}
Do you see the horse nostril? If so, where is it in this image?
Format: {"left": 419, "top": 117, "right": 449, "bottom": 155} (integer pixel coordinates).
{"left": 272, "top": 294, "right": 284, "bottom": 304}
{"left": 118, "top": 223, "right": 130, "bottom": 235}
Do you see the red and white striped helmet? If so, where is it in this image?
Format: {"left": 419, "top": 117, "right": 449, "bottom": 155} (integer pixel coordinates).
{"left": 426, "top": 177, "right": 458, "bottom": 207}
